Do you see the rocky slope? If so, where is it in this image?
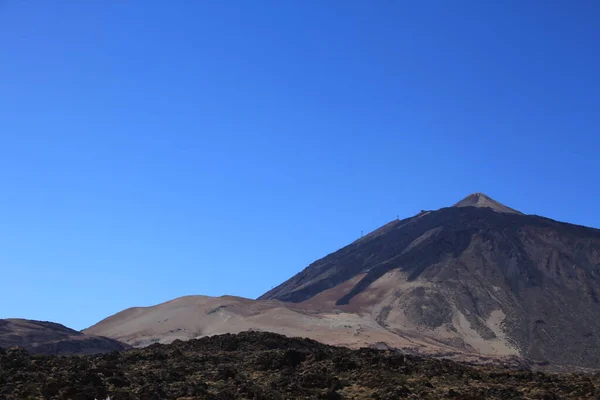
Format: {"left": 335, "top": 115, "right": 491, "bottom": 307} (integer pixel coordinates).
{"left": 2, "top": 331, "right": 599, "bottom": 400}
{"left": 0, "top": 318, "right": 129, "bottom": 355}
{"left": 260, "top": 193, "right": 600, "bottom": 369}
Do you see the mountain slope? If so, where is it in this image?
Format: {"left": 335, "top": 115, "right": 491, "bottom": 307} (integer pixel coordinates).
{"left": 84, "top": 295, "right": 477, "bottom": 360}
{"left": 260, "top": 194, "right": 600, "bottom": 368}
{"left": 0, "top": 318, "right": 130, "bottom": 355}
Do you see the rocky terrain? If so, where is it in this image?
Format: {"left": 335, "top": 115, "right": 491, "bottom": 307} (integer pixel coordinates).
{"left": 0, "top": 319, "right": 129, "bottom": 355}
{"left": 2, "top": 331, "right": 600, "bottom": 400}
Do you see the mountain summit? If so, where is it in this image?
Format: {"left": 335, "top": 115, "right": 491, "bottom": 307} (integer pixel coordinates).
{"left": 453, "top": 192, "right": 522, "bottom": 214}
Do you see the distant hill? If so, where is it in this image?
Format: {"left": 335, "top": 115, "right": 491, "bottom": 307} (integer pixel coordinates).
{"left": 0, "top": 318, "right": 129, "bottom": 355}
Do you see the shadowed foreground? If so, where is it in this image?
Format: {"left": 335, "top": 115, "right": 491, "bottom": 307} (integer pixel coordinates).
{"left": 1, "top": 331, "right": 599, "bottom": 400}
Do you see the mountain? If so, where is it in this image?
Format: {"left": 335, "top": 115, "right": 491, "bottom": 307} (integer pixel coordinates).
{"left": 0, "top": 318, "right": 130, "bottom": 355}
{"left": 259, "top": 193, "right": 600, "bottom": 368}
{"left": 86, "top": 193, "right": 600, "bottom": 370}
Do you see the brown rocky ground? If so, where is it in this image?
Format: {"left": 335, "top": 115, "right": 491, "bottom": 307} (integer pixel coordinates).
{"left": 1, "top": 331, "right": 599, "bottom": 400}
{"left": 83, "top": 294, "right": 499, "bottom": 365}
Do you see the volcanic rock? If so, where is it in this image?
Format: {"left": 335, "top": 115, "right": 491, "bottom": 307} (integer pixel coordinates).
{"left": 1, "top": 331, "right": 599, "bottom": 400}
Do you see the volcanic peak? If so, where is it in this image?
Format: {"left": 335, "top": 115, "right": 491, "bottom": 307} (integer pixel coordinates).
{"left": 452, "top": 192, "right": 522, "bottom": 214}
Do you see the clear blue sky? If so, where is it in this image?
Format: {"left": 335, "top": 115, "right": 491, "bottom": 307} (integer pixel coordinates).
{"left": 1, "top": 1, "right": 599, "bottom": 330}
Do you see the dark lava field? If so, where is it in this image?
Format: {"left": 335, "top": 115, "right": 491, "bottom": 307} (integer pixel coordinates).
{"left": 1, "top": 331, "right": 599, "bottom": 400}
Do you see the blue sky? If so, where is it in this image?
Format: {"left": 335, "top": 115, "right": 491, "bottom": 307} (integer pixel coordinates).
{"left": 1, "top": 1, "right": 599, "bottom": 330}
